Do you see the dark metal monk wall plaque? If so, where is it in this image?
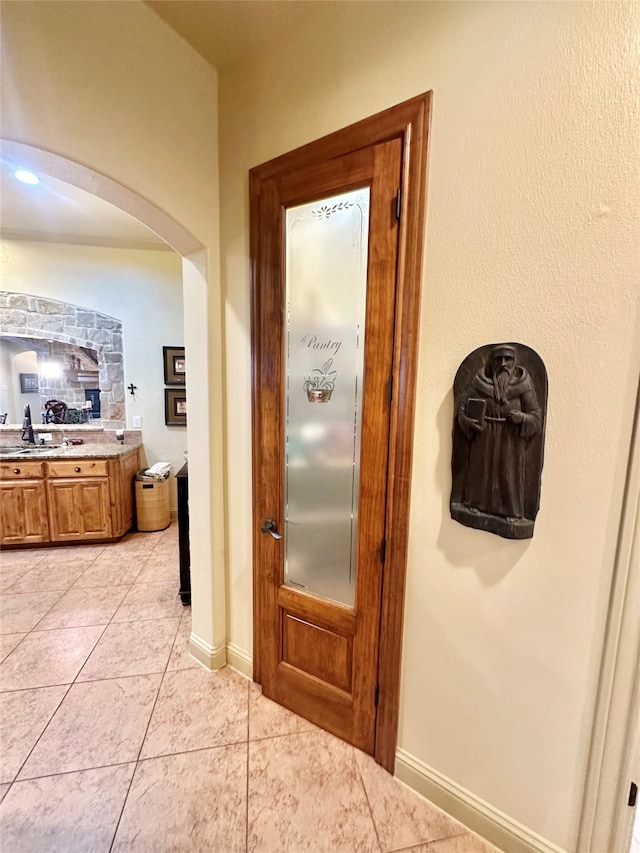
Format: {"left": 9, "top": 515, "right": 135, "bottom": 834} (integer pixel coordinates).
{"left": 450, "top": 343, "right": 548, "bottom": 540}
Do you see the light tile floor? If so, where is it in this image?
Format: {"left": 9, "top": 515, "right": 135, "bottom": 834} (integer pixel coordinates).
{"left": 0, "top": 523, "right": 502, "bottom": 852}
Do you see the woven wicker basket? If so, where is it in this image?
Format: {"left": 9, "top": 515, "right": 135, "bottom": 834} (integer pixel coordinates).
{"left": 135, "top": 477, "right": 170, "bottom": 531}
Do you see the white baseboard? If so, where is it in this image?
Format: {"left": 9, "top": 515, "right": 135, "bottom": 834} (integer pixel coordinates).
{"left": 395, "top": 748, "right": 566, "bottom": 853}
{"left": 188, "top": 632, "right": 227, "bottom": 670}
{"left": 226, "top": 642, "right": 253, "bottom": 678}
{"left": 186, "top": 634, "right": 253, "bottom": 678}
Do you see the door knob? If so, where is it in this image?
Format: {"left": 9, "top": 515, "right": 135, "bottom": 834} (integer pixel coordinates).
{"left": 261, "top": 519, "right": 282, "bottom": 539}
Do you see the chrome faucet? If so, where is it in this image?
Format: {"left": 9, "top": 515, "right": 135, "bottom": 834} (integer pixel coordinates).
{"left": 22, "top": 404, "right": 35, "bottom": 444}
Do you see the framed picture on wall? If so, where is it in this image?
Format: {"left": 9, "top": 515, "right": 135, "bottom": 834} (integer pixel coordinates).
{"left": 165, "top": 388, "right": 187, "bottom": 426}
{"left": 163, "top": 346, "right": 186, "bottom": 385}
{"left": 20, "top": 373, "right": 39, "bottom": 393}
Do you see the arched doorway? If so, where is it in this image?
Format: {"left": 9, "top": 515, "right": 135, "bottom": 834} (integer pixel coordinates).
{"left": 0, "top": 139, "right": 226, "bottom": 669}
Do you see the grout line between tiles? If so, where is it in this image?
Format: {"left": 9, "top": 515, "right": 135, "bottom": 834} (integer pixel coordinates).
{"left": 164, "top": 608, "right": 188, "bottom": 667}
{"left": 386, "top": 831, "right": 476, "bottom": 853}
{"left": 12, "top": 758, "right": 136, "bottom": 786}
{"left": 354, "top": 750, "right": 384, "bottom": 853}
{"left": 1, "top": 587, "right": 67, "bottom": 634}
{"left": 0, "top": 633, "right": 29, "bottom": 665}
{"left": 247, "top": 726, "right": 322, "bottom": 745}
{"left": 0, "top": 679, "right": 76, "bottom": 695}
{"left": 9, "top": 681, "right": 75, "bottom": 786}
{"left": 136, "top": 738, "right": 252, "bottom": 765}
{"left": 106, "top": 577, "right": 180, "bottom": 851}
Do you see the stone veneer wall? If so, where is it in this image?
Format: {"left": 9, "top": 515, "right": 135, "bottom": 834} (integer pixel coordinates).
{"left": 0, "top": 291, "right": 125, "bottom": 428}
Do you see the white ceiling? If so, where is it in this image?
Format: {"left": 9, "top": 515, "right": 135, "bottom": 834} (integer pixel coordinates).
{"left": 0, "top": 157, "right": 168, "bottom": 250}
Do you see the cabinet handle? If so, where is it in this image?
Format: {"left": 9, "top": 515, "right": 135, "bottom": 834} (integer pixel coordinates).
{"left": 74, "top": 466, "right": 81, "bottom": 473}
{"left": 13, "top": 468, "right": 20, "bottom": 475}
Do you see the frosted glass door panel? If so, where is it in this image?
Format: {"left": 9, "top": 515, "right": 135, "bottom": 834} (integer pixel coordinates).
{"left": 285, "top": 187, "right": 370, "bottom": 607}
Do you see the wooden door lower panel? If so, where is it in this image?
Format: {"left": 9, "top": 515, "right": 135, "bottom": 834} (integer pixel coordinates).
{"left": 282, "top": 614, "right": 353, "bottom": 693}
{"left": 270, "top": 661, "right": 355, "bottom": 744}
{"left": 265, "top": 585, "right": 363, "bottom": 747}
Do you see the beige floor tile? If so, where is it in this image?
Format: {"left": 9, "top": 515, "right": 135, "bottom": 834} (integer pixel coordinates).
{"left": 35, "top": 585, "right": 129, "bottom": 630}
{"left": 6, "top": 560, "right": 94, "bottom": 594}
{"left": 0, "top": 549, "right": 47, "bottom": 569}
{"left": 18, "top": 674, "right": 161, "bottom": 779}
{"left": 0, "top": 763, "right": 135, "bottom": 853}
{"left": 355, "top": 751, "right": 466, "bottom": 851}
{"left": 141, "top": 666, "right": 248, "bottom": 758}
{"left": 0, "top": 562, "right": 39, "bottom": 593}
{"left": 156, "top": 521, "right": 178, "bottom": 539}
{"left": 108, "top": 533, "right": 158, "bottom": 555}
{"left": 64, "top": 544, "right": 107, "bottom": 560}
{"left": 0, "top": 685, "right": 68, "bottom": 783}
{"left": 77, "top": 617, "right": 180, "bottom": 681}
{"left": 0, "top": 626, "right": 103, "bottom": 692}
{"left": 248, "top": 728, "right": 380, "bottom": 853}
{"left": 0, "top": 590, "right": 63, "bottom": 634}
{"left": 249, "top": 682, "right": 318, "bottom": 741}
{"left": 0, "top": 523, "right": 492, "bottom": 853}
{"left": 124, "top": 528, "right": 166, "bottom": 543}
{"left": 166, "top": 610, "right": 199, "bottom": 671}
{"left": 150, "top": 543, "right": 179, "bottom": 560}
{"left": 23, "top": 547, "right": 78, "bottom": 564}
{"left": 427, "top": 833, "right": 503, "bottom": 852}
{"left": 158, "top": 531, "right": 180, "bottom": 546}
{"left": 72, "top": 557, "right": 144, "bottom": 588}
{"left": 112, "top": 745, "right": 247, "bottom": 853}
{"left": 134, "top": 554, "right": 179, "bottom": 584}
{"left": 0, "top": 633, "right": 26, "bottom": 663}
{"left": 112, "top": 581, "right": 184, "bottom": 622}
{"left": 44, "top": 545, "right": 105, "bottom": 561}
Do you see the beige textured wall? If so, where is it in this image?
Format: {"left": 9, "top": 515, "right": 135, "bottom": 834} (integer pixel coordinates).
{"left": 218, "top": 2, "right": 639, "bottom": 849}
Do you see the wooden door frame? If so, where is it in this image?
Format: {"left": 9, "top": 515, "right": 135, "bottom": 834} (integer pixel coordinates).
{"left": 250, "top": 92, "right": 432, "bottom": 771}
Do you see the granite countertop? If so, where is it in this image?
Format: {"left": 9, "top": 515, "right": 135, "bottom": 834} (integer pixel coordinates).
{"left": 0, "top": 443, "right": 141, "bottom": 461}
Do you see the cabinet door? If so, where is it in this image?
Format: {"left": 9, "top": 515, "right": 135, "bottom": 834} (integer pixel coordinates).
{"left": 120, "top": 450, "right": 139, "bottom": 533}
{"left": 109, "top": 450, "right": 139, "bottom": 537}
{"left": 0, "top": 480, "right": 50, "bottom": 544}
{"left": 47, "top": 478, "right": 112, "bottom": 541}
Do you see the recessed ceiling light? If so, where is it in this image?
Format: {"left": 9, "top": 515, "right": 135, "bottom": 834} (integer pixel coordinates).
{"left": 13, "top": 169, "right": 40, "bottom": 185}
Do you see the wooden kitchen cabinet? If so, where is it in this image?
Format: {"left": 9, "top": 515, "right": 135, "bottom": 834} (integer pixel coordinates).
{"left": 47, "top": 464, "right": 112, "bottom": 542}
{"left": 112, "top": 449, "right": 139, "bottom": 535}
{"left": 0, "top": 461, "right": 50, "bottom": 544}
{"left": 0, "top": 448, "right": 139, "bottom": 547}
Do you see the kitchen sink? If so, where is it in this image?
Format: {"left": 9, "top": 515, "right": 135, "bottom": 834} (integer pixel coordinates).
{"left": 0, "top": 445, "right": 56, "bottom": 457}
